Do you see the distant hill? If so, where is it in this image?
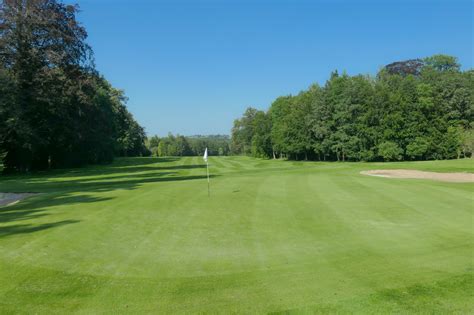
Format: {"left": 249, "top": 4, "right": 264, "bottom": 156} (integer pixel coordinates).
{"left": 187, "top": 135, "right": 230, "bottom": 140}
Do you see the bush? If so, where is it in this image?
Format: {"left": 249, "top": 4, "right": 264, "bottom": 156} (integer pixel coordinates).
{"left": 406, "top": 137, "right": 429, "bottom": 160}
{"left": 378, "top": 141, "right": 403, "bottom": 161}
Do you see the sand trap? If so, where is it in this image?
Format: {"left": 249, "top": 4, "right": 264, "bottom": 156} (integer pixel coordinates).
{"left": 360, "top": 169, "right": 474, "bottom": 183}
{"left": 0, "top": 193, "right": 38, "bottom": 207}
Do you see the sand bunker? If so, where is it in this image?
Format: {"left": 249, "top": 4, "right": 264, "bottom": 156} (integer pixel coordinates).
{"left": 360, "top": 169, "right": 474, "bottom": 183}
{"left": 0, "top": 193, "right": 38, "bottom": 207}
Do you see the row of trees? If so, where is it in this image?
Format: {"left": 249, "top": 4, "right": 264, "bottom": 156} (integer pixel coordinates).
{"left": 0, "top": 0, "right": 148, "bottom": 173}
{"left": 147, "top": 134, "right": 230, "bottom": 157}
{"left": 232, "top": 55, "right": 473, "bottom": 161}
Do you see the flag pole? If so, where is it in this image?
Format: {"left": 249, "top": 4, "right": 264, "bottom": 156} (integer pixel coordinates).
{"left": 206, "top": 160, "right": 210, "bottom": 197}
{"left": 203, "top": 147, "right": 210, "bottom": 197}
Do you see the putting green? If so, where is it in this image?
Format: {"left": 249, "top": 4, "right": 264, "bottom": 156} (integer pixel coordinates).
{"left": 0, "top": 157, "right": 472, "bottom": 313}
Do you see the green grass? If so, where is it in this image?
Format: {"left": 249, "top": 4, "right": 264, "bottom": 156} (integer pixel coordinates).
{"left": 0, "top": 157, "right": 473, "bottom": 314}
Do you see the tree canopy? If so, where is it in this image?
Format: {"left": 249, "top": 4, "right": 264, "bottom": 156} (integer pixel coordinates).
{"left": 147, "top": 134, "right": 230, "bottom": 157}
{"left": 0, "top": 0, "right": 148, "bottom": 172}
{"left": 231, "top": 55, "right": 473, "bottom": 161}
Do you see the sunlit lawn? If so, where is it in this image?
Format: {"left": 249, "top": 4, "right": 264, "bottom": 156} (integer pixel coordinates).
{"left": 0, "top": 157, "right": 472, "bottom": 313}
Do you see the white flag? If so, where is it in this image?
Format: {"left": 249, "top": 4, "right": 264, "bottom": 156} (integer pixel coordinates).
{"left": 203, "top": 147, "right": 208, "bottom": 163}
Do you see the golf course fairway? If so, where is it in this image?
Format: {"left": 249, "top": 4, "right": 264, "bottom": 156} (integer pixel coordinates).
{"left": 0, "top": 157, "right": 472, "bottom": 313}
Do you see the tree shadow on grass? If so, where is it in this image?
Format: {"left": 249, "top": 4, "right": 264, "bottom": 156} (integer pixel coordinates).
{"left": 0, "top": 157, "right": 181, "bottom": 181}
{"left": 0, "top": 195, "right": 114, "bottom": 224}
{"left": 0, "top": 158, "right": 218, "bottom": 238}
{"left": 18, "top": 172, "right": 216, "bottom": 193}
{"left": 23, "top": 171, "right": 178, "bottom": 185}
{"left": 0, "top": 194, "right": 115, "bottom": 238}
{"left": 47, "top": 157, "right": 195, "bottom": 178}
{"left": 0, "top": 155, "right": 213, "bottom": 194}
{"left": 0, "top": 220, "right": 79, "bottom": 238}
{"left": 24, "top": 164, "right": 206, "bottom": 184}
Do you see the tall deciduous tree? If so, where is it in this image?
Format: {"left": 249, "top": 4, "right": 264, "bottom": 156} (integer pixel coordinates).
{"left": 231, "top": 55, "right": 473, "bottom": 162}
{"left": 0, "top": 0, "right": 148, "bottom": 172}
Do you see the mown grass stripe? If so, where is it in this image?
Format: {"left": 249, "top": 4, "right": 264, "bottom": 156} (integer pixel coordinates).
{"left": 0, "top": 157, "right": 472, "bottom": 313}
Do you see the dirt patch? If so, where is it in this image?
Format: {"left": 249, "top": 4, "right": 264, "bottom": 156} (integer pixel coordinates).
{"left": 0, "top": 193, "right": 38, "bottom": 207}
{"left": 360, "top": 169, "right": 474, "bottom": 183}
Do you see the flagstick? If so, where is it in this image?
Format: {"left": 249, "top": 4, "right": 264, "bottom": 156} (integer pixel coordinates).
{"left": 203, "top": 147, "right": 210, "bottom": 197}
{"left": 206, "top": 160, "right": 210, "bottom": 197}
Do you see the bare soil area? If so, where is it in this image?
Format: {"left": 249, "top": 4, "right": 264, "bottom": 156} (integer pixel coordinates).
{"left": 360, "top": 169, "right": 474, "bottom": 183}
{"left": 0, "top": 193, "right": 38, "bottom": 207}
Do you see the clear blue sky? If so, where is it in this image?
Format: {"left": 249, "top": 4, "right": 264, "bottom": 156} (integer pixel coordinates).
{"left": 71, "top": 0, "right": 473, "bottom": 136}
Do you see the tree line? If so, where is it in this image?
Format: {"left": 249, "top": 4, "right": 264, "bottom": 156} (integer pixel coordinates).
{"left": 0, "top": 0, "right": 148, "bottom": 173}
{"left": 147, "top": 134, "right": 230, "bottom": 157}
{"left": 231, "top": 55, "right": 473, "bottom": 161}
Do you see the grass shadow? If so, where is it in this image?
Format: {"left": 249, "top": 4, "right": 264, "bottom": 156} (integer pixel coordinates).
{"left": 0, "top": 157, "right": 219, "bottom": 237}
{"left": 0, "top": 220, "right": 79, "bottom": 238}
{"left": 16, "top": 173, "right": 217, "bottom": 193}
{"left": 0, "top": 157, "right": 182, "bottom": 180}
{"left": 0, "top": 194, "right": 114, "bottom": 224}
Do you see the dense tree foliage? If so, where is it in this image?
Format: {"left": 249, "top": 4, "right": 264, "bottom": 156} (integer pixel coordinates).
{"left": 148, "top": 134, "right": 230, "bottom": 157}
{"left": 0, "top": 0, "right": 147, "bottom": 172}
{"left": 232, "top": 55, "right": 473, "bottom": 161}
